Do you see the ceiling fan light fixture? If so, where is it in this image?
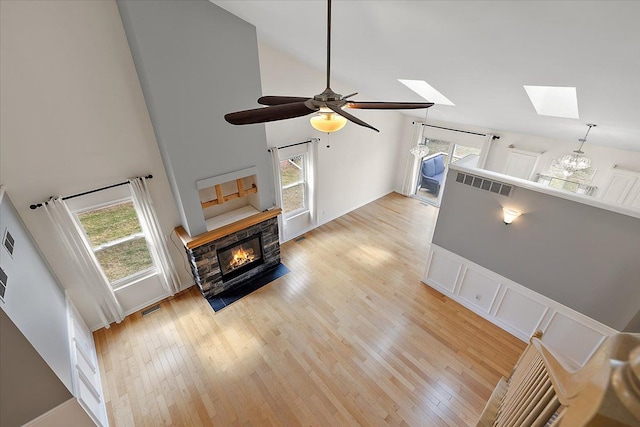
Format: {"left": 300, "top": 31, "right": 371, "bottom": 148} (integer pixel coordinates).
{"left": 223, "top": 0, "right": 432, "bottom": 132}
{"left": 310, "top": 107, "right": 347, "bottom": 133}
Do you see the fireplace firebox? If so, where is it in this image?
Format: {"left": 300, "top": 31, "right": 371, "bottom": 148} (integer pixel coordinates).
{"left": 216, "top": 234, "right": 263, "bottom": 281}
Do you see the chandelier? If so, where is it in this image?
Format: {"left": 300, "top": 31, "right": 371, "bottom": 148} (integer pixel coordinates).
{"left": 555, "top": 124, "right": 596, "bottom": 177}
{"left": 410, "top": 110, "right": 430, "bottom": 158}
{"left": 410, "top": 141, "right": 430, "bottom": 158}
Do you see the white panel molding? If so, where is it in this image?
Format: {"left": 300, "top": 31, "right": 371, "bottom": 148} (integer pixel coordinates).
{"left": 542, "top": 311, "right": 608, "bottom": 369}
{"left": 457, "top": 268, "right": 500, "bottom": 313}
{"left": 422, "top": 244, "right": 618, "bottom": 365}
{"left": 67, "top": 296, "right": 108, "bottom": 426}
{"left": 423, "top": 249, "right": 462, "bottom": 293}
{"left": 626, "top": 184, "right": 640, "bottom": 209}
{"left": 600, "top": 171, "right": 637, "bottom": 204}
{"left": 503, "top": 148, "right": 543, "bottom": 180}
{"left": 452, "top": 264, "right": 465, "bottom": 295}
{"left": 492, "top": 288, "right": 548, "bottom": 338}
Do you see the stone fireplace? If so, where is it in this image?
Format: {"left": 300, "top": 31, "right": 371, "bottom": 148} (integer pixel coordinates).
{"left": 175, "top": 209, "right": 281, "bottom": 299}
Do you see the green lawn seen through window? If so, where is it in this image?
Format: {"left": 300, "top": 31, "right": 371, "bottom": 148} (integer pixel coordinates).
{"left": 77, "top": 201, "right": 154, "bottom": 283}
{"left": 94, "top": 237, "right": 154, "bottom": 282}
{"left": 78, "top": 201, "right": 142, "bottom": 247}
{"left": 280, "top": 157, "right": 306, "bottom": 214}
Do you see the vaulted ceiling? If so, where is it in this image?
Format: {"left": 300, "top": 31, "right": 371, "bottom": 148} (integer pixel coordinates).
{"left": 212, "top": 1, "right": 640, "bottom": 152}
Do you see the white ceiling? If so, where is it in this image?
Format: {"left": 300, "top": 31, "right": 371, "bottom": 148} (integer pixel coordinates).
{"left": 212, "top": 1, "right": 640, "bottom": 152}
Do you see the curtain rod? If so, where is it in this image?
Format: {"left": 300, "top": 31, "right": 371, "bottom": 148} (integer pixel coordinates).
{"left": 29, "top": 174, "right": 153, "bottom": 210}
{"left": 267, "top": 139, "right": 315, "bottom": 152}
{"left": 413, "top": 122, "right": 500, "bottom": 140}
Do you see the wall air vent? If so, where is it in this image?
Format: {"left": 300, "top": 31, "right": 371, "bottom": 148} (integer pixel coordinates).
{"left": 456, "top": 172, "right": 513, "bottom": 197}
{"left": 3, "top": 229, "right": 14, "bottom": 257}
{"left": 0, "top": 266, "right": 7, "bottom": 301}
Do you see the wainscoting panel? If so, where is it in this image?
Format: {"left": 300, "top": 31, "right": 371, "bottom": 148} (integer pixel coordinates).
{"left": 542, "top": 312, "right": 608, "bottom": 368}
{"left": 67, "top": 297, "right": 108, "bottom": 426}
{"left": 422, "top": 244, "right": 617, "bottom": 367}
{"left": 424, "top": 250, "right": 461, "bottom": 293}
{"left": 494, "top": 288, "right": 547, "bottom": 338}
{"left": 457, "top": 269, "right": 500, "bottom": 313}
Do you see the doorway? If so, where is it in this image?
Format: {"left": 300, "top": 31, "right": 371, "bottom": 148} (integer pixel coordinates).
{"left": 414, "top": 139, "right": 481, "bottom": 206}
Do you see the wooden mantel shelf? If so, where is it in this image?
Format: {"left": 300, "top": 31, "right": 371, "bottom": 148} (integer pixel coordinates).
{"left": 175, "top": 208, "right": 282, "bottom": 250}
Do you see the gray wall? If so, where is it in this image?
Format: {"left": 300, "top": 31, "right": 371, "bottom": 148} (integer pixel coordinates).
{"left": 432, "top": 168, "right": 640, "bottom": 331}
{"left": 1, "top": 301, "right": 72, "bottom": 427}
{"left": 117, "top": 0, "right": 274, "bottom": 237}
{"left": 624, "top": 310, "right": 640, "bottom": 332}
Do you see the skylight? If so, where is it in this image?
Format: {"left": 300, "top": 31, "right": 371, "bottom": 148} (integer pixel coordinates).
{"left": 398, "top": 79, "right": 455, "bottom": 106}
{"left": 523, "top": 85, "right": 579, "bottom": 119}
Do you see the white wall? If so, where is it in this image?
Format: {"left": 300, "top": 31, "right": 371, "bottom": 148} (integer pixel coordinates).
{"left": 0, "top": 192, "right": 72, "bottom": 393}
{"left": 258, "top": 41, "right": 407, "bottom": 227}
{"left": 484, "top": 130, "right": 640, "bottom": 193}
{"left": 0, "top": 0, "right": 192, "bottom": 330}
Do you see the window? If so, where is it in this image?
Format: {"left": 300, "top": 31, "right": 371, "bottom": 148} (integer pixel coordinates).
{"left": 279, "top": 154, "right": 308, "bottom": 217}
{"left": 452, "top": 144, "right": 481, "bottom": 162}
{"left": 76, "top": 199, "right": 155, "bottom": 287}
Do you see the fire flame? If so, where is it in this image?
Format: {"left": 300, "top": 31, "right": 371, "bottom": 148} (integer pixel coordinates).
{"left": 229, "top": 246, "right": 255, "bottom": 270}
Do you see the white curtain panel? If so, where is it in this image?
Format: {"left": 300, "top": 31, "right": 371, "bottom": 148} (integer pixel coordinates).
{"left": 269, "top": 147, "right": 285, "bottom": 242}
{"left": 43, "top": 198, "right": 124, "bottom": 328}
{"left": 307, "top": 138, "right": 319, "bottom": 227}
{"left": 477, "top": 134, "right": 496, "bottom": 169}
{"left": 128, "top": 177, "right": 181, "bottom": 295}
{"left": 269, "top": 148, "right": 284, "bottom": 212}
{"left": 400, "top": 122, "right": 425, "bottom": 196}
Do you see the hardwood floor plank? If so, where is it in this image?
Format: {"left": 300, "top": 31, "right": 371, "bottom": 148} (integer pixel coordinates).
{"left": 94, "top": 192, "right": 525, "bottom": 426}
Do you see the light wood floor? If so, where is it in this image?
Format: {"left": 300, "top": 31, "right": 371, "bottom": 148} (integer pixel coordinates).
{"left": 94, "top": 192, "right": 526, "bottom": 426}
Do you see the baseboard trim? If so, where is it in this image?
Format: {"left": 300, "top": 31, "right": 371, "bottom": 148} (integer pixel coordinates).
{"left": 89, "top": 283, "right": 194, "bottom": 331}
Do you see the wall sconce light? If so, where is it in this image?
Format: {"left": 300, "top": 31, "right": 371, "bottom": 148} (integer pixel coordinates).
{"left": 503, "top": 208, "right": 521, "bottom": 225}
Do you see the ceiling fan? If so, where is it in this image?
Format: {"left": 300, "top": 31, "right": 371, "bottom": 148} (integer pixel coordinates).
{"left": 224, "top": 0, "right": 434, "bottom": 133}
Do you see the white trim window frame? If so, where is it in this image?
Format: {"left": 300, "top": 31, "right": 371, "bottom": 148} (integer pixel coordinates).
{"left": 279, "top": 153, "right": 309, "bottom": 219}
{"left": 73, "top": 197, "right": 156, "bottom": 290}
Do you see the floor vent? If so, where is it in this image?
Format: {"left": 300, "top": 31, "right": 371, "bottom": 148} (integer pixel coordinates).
{"left": 294, "top": 236, "right": 306, "bottom": 242}
{"left": 141, "top": 304, "right": 161, "bottom": 316}
{"left": 456, "top": 172, "right": 513, "bottom": 197}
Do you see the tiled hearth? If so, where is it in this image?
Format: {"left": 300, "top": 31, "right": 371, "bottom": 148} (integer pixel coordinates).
{"left": 175, "top": 209, "right": 281, "bottom": 298}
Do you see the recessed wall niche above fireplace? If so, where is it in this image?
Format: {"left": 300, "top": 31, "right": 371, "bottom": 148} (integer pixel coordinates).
{"left": 196, "top": 166, "right": 261, "bottom": 227}
{"left": 175, "top": 167, "right": 282, "bottom": 299}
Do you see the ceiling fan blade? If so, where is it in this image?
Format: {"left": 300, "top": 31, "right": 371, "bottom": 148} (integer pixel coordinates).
{"left": 225, "top": 102, "right": 316, "bottom": 125}
{"left": 326, "top": 102, "right": 379, "bottom": 132}
{"left": 342, "top": 92, "right": 358, "bottom": 100}
{"left": 258, "top": 96, "right": 311, "bottom": 106}
{"left": 346, "top": 101, "right": 434, "bottom": 110}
